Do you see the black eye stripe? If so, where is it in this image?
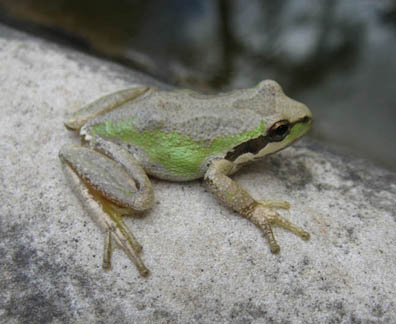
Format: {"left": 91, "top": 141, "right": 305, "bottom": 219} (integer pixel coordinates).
{"left": 225, "top": 135, "right": 268, "bottom": 161}
{"left": 225, "top": 116, "right": 311, "bottom": 162}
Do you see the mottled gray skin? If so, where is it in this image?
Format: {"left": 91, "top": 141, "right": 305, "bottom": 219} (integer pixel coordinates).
{"left": 82, "top": 80, "right": 308, "bottom": 144}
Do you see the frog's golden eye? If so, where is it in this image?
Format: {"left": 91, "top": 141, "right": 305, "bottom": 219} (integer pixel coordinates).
{"left": 268, "top": 120, "right": 290, "bottom": 142}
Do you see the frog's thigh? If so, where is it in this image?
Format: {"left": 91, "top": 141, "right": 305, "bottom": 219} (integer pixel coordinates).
{"left": 204, "top": 159, "right": 309, "bottom": 254}
{"left": 60, "top": 143, "right": 153, "bottom": 212}
{"left": 64, "top": 85, "right": 156, "bottom": 130}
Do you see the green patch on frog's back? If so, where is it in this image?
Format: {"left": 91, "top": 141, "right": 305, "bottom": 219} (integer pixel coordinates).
{"left": 90, "top": 118, "right": 266, "bottom": 179}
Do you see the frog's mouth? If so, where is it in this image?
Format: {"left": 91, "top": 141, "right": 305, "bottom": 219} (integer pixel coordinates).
{"left": 225, "top": 116, "right": 311, "bottom": 162}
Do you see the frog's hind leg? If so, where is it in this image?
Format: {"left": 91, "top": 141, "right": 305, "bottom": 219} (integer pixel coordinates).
{"left": 64, "top": 85, "right": 157, "bottom": 130}
{"left": 59, "top": 141, "right": 153, "bottom": 276}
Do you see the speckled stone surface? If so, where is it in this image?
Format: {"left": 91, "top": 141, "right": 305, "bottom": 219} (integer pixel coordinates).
{"left": 0, "top": 24, "right": 395, "bottom": 324}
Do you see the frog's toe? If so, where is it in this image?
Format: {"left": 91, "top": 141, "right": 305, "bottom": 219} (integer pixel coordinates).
{"left": 103, "top": 231, "right": 113, "bottom": 270}
{"left": 248, "top": 203, "right": 309, "bottom": 253}
{"left": 268, "top": 210, "right": 310, "bottom": 240}
{"left": 248, "top": 206, "right": 281, "bottom": 253}
{"left": 257, "top": 200, "right": 290, "bottom": 210}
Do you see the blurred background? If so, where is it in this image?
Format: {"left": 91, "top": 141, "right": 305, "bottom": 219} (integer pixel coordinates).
{"left": 0, "top": 0, "right": 395, "bottom": 170}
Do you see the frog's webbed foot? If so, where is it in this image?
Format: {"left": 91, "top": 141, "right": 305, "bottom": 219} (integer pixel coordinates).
{"left": 205, "top": 159, "right": 310, "bottom": 254}
{"left": 100, "top": 205, "right": 148, "bottom": 276}
{"left": 102, "top": 221, "right": 147, "bottom": 276}
{"left": 248, "top": 202, "right": 310, "bottom": 254}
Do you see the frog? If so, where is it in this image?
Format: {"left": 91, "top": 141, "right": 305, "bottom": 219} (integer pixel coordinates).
{"left": 59, "top": 80, "right": 312, "bottom": 277}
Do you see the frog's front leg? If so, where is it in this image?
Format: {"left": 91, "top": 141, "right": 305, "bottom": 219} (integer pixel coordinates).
{"left": 59, "top": 139, "right": 153, "bottom": 276}
{"left": 204, "top": 159, "right": 309, "bottom": 254}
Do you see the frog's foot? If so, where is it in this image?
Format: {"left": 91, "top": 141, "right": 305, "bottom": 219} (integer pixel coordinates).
{"left": 99, "top": 200, "right": 149, "bottom": 276}
{"left": 248, "top": 202, "right": 310, "bottom": 254}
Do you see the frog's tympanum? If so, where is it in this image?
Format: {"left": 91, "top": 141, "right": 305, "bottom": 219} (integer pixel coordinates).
{"left": 60, "top": 80, "right": 312, "bottom": 276}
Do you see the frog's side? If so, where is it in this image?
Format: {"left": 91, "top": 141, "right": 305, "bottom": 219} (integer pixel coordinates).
{"left": 60, "top": 80, "right": 312, "bottom": 276}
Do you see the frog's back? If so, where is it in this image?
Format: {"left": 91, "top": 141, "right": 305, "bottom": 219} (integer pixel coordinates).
{"left": 94, "top": 89, "right": 265, "bottom": 136}
{"left": 83, "top": 87, "right": 271, "bottom": 181}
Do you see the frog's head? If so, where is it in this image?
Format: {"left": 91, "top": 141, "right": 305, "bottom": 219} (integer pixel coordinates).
{"left": 225, "top": 80, "right": 312, "bottom": 167}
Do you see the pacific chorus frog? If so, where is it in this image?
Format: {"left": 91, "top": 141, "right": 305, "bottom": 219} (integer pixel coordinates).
{"left": 59, "top": 80, "right": 312, "bottom": 276}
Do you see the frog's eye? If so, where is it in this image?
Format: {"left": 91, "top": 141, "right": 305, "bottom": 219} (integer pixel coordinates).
{"left": 268, "top": 120, "right": 290, "bottom": 142}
